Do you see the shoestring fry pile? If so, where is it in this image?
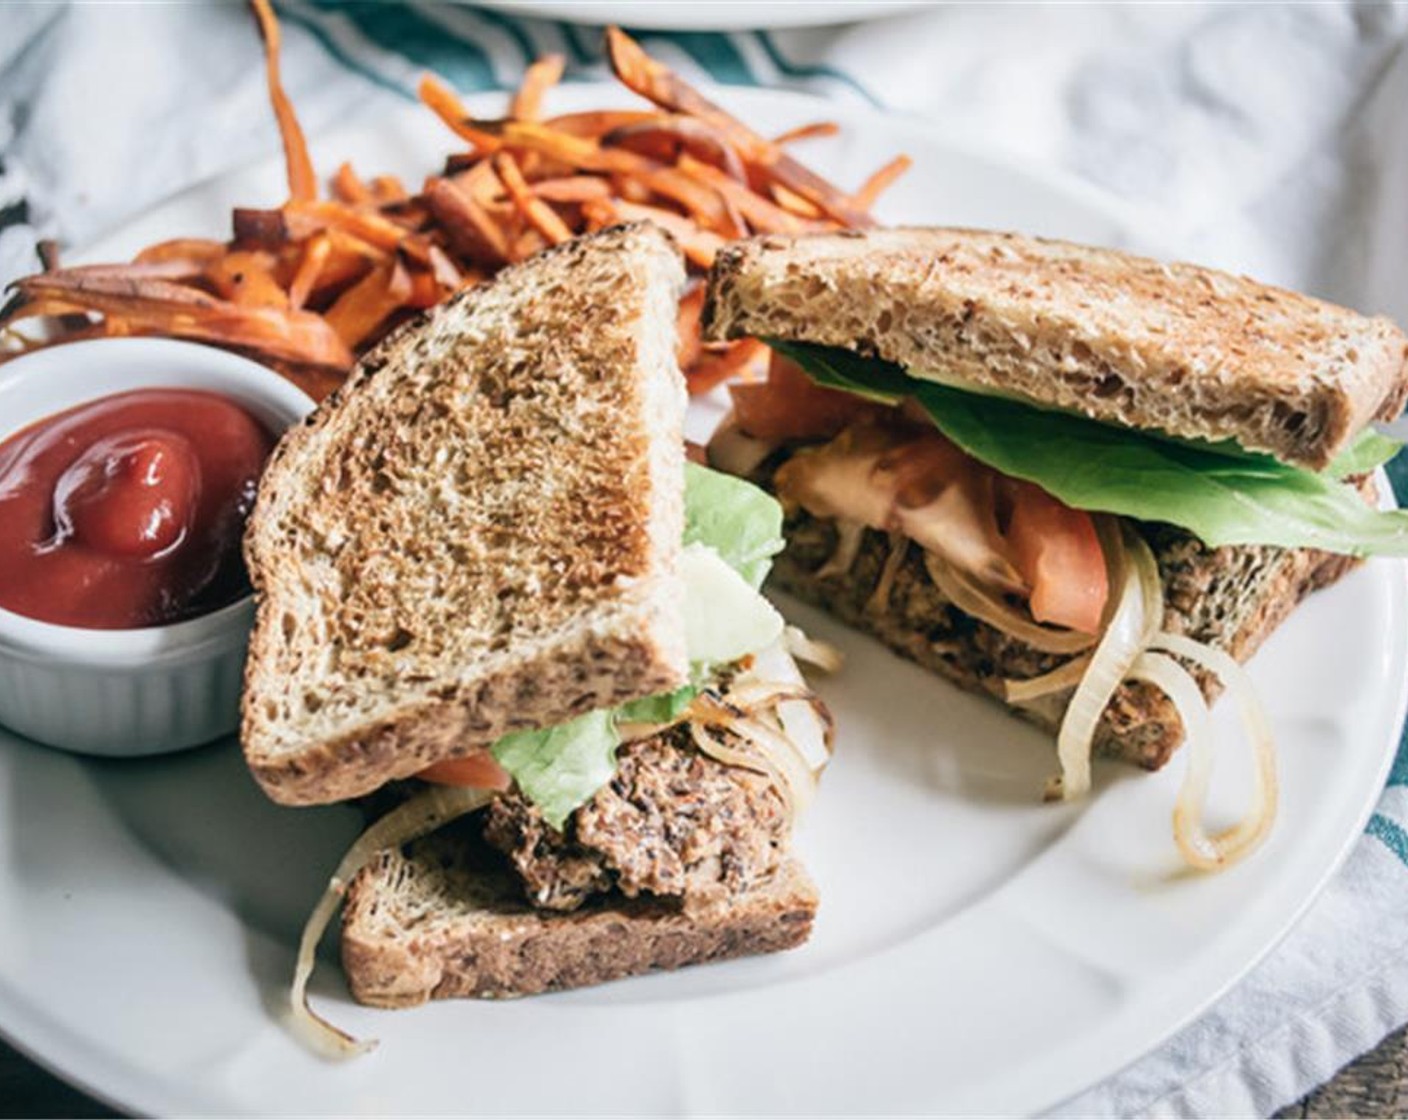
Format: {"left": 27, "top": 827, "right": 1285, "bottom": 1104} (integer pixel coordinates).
{"left": 0, "top": 0, "right": 909, "bottom": 402}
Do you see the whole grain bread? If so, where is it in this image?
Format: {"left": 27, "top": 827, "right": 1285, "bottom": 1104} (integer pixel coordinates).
{"left": 769, "top": 492, "right": 1361, "bottom": 770}
{"left": 242, "top": 224, "right": 688, "bottom": 806}
{"left": 341, "top": 822, "right": 817, "bottom": 1007}
{"left": 703, "top": 228, "right": 1408, "bottom": 471}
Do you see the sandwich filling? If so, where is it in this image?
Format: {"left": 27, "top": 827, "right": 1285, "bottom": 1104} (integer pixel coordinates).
{"left": 413, "top": 461, "right": 828, "bottom": 828}
{"left": 711, "top": 341, "right": 1408, "bottom": 873}
{"left": 291, "top": 463, "right": 832, "bottom": 1055}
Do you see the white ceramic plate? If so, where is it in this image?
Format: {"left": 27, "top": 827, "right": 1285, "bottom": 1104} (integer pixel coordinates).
{"left": 468, "top": 1, "right": 931, "bottom": 31}
{"left": 1, "top": 84, "right": 1404, "bottom": 1117}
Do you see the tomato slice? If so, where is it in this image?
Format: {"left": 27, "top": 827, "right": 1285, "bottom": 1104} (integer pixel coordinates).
{"left": 416, "top": 750, "right": 512, "bottom": 791}
{"left": 1005, "top": 480, "right": 1108, "bottom": 633}
{"left": 730, "top": 351, "right": 866, "bottom": 442}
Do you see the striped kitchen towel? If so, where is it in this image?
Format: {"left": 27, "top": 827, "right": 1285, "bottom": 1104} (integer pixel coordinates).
{"left": 4, "top": 4, "right": 1408, "bottom": 1114}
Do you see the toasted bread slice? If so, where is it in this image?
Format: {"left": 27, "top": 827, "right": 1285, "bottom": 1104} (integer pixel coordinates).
{"left": 703, "top": 228, "right": 1408, "bottom": 471}
{"left": 341, "top": 829, "right": 817, "bottom": 1007}
{"left": 769, "top": 496, "right": 1360, "bottom": 769}
{"left": 242, "top": 225, "right": 688, "bottom": 806}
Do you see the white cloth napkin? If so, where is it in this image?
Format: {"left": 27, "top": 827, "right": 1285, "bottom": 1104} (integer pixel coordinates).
{"left": 4, "top": 4, "right": 1408, "bottom": 1115}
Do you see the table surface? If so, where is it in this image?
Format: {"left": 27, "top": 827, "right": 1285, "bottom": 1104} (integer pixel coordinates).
{"left": 3, "top": 1026, "right": 1406, "bottom": 1118}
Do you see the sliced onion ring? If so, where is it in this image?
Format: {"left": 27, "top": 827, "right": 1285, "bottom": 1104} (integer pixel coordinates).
{"left": 1052, "top": 519, "right": 1161, "bottom": 800}
{"left": 1003, "top": 654, "right": 1094, "bottom": 704}
{"left": 1127, "top": 650, "right": 1221, "bottom": 866}
{"left": 690, "top": 718, "right": 800, "bottom": 826}
{"left": 735, "top": 710, "right": 820, "bottom": 818}
{"left": 686, "top": 678, "right": 830, "bottom": 823}
{"left": 748, "top": 637, "right": 836, "bottom": 770}
{"left": 291, "top": 784, "right": 495, "bottom": 1059}
{"left": 923, "top": 552, "right": 1097, "bottom": 656}
{"left": 1149, "top": 632, "right": 1278, "bottom": 869}
{"left": 784, "top": 624, "right": 845, "bottom": 673}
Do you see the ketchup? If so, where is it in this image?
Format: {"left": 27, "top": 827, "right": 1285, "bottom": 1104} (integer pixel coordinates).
{"left": 0, "top": 389, "right": 275, "bottom": 629}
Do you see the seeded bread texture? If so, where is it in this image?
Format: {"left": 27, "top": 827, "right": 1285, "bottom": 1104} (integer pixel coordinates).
{"left": 242, "top": 225, "right": 688, "bottom": 806}
{"left": 340, "top": 820, "right": 818, "bottom": 1006}
{"left": 703, "top": 228, "right": 1408, "bottom": 471}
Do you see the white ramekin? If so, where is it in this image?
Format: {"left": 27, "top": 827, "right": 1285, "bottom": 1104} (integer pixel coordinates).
{"left": 0, "top": 338, "right": 315, "bottom": 756}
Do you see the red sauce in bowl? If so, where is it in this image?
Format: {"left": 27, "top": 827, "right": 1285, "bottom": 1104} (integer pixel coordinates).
{"left": 0, "top": 389, "right": 275, "bottom": 629}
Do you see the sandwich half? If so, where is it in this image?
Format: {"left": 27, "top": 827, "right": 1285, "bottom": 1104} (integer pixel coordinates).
{"left": 703, "top": 227, "right": 1408, "bottom": 868}
{"left": 240, "top": 225, "right": 830, "bottom": 1048}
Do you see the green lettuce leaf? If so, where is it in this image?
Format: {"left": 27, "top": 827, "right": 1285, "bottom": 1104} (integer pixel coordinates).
{"left": 771, "top": 340, "right": 1408, "bottom": 557}
{"left": 684, "top": 461, "right": 785, "bottom": 588}
{"left": 616, "top": 685, "right": 697, "bottom": 725}
{"left": 1328, "top": 429, "right": 1404, "bottom": 480}
{"left": 489, "top": 464, "right": 787, "bottom": 828}
{"left": 491, "top": 710, "right": 618, "bottom": 830}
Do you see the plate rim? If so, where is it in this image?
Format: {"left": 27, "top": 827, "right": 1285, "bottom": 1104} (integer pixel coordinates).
{"left": 466, "top": 0, "right": 935, "bottom": 32}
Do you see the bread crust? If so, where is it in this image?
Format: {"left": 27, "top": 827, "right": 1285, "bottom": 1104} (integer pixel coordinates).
{"left": 340, "top": 837, "right": 817, "bottom": 1006}
{"left": 241, "top": 225, "right": 689, "bottom": 805}
{"left": 703, "top": 228, "right": 1408, "bottom": 471}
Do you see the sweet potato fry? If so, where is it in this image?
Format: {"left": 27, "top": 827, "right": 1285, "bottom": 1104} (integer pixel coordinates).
{"left": 233, "top": 207, "right": 294, "bottom": 248}
{"left": 311, "top": 229, "right": 385, "bottom": 293}
{"left": 424, "top": 176, "right": 513, "bottom": 264}
{"left": 332, "top": 162, "right": 374, "bottom": 206}
{"left": 604, "top": 116, "right": 748, "bottom": 182}
{"left": 543, "top": 110, "right": 660, "bottom": 138}
{"left": 579, "top": 197, "right": 616, "bottom": 234}
{"left": 2, "top": 9, "right": 902, "bottom": 397}
{"left": 530, "top": 176, "right": 612, "bottom": 203}
{"left": 511, "top": 54, "right": 565, "bottom": 121}
{"left": 290, "top": 200, "right": 433, "bottom": 265}
{"left": 773, "top": 121, "right": 840, "bottom": 146}
{"left": 641, "top": 167, "right": 735, "bottom": 234}
{"left": 852, "top": 154, "right": 912, "bottom": 211}
{"left": 135, "top": 238, "right": 229, "bottom": 267}
{"left": 206, "top": 250, "right": 289, "bottom": 309}
{"left": 613, "top": 174, "right": 653, "bottom": 205}
{"left": 493, "top": 152, "right": 573, "bottom": 245}
{"left": 770, "top": 182, "right": 823, "bottom": 219}
{"left": 36, "top": 240, "right": 61, "bottom": 272}
{"left": 0, "top": 295, "right": 95, "bottom": 324}
{"left": 676, "top": 284, "right": 706, "bottom": 370}
{"left": 607, "top": 200, "right": 725, "bottom": 269}
{"left": 8, "top": 272, "right": 351, "bottom": 369}
{"left": 448, "top": 159, "right": 504, "bottom": 207}
{"left": 427, "top": 243, "right": 464, "bottom": 290}
{"left": 404, "top": 267, "right": 443, "bottom": 310}
{"left": 511, "top": 227, "right": 550, "bottom": 262}
{"left": 675, "top": 153, "right": 807, "bottom": 235}
{"left": 250, "top": 0, "right": 316, "bottom": 203}
{"left": 43, "top": 259, "right": 215, "bottom": 284}
{"left": 371, "top": 175, "right": 409, "bottom": 205}
{"left": 288, "top": 233, "right": 331, "bottom": 310}
{"left": 685, "top": 338, "right": 768, "bottom": 395}
{"left": 324, "top": 258, "right": 413, "bottom": 349}
{"left": 419, "top": 73, "right": 499, "bottom": 152}
{"left": 469, "top": 119, "right": 654, "bottom": 177}
{"left": 605, "top": 27, "right": 873, "bottom": 228}
{"left": 266, "top": 361, "right": 346, "bottom": 404}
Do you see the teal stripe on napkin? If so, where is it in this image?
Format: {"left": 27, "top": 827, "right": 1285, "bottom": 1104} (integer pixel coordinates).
{"left": 306, "top": 0, "right": 500, "bottom": 91}
{"left": 626, "top": 30, "right": 758, "bottom": 86}
{"left": 465, "top": 4, "right": 540, "bottom": 68}
{"left": 753, "top": 29, "right": 880, "bottom": 106}
{"left": 1367, "top": 813, "right": 1408, "bottom": 865}
{"left": 280, "top": 3, "right": 914, "bottom": 101}
{"left": 277, "top": 2, "right": 415, "bottom": 99}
